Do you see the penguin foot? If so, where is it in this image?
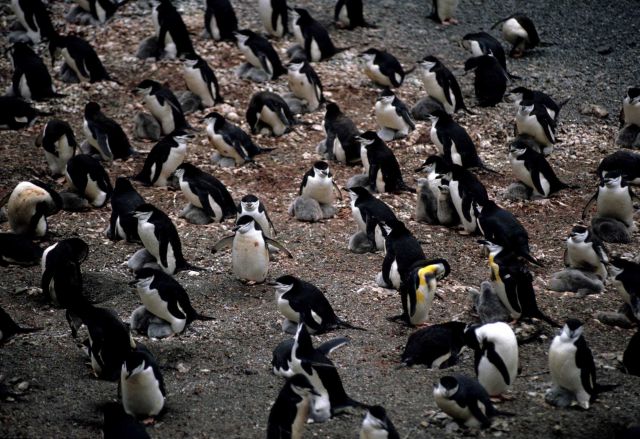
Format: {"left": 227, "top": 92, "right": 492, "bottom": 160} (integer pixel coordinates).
{"left": 289, "top": 197, "right": 323, "bottom": 222}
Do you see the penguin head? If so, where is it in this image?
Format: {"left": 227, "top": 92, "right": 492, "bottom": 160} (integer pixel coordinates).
{"left": 324, "top": 102, "right": 342, "bottom": 119}
{"left": 478, "top": 239, "right": 503, "bottom": 256}
{"left": 416, "top": 259, "right": 451, "bottom": 282}
{"left": 378, "top": 218, "right": 406, "bottom": 237}
{"left": 272, "top": 275, "right": 297, "bottom": 295}
{"left": 133, "top": 203, "right": 156, "bottom": 222}
{"left": 240, "top": 194, "right": 259, "bottom": 212}
{"left": 355, "top": 130, "right": 380, "bottom": 149}
{"left": 377, "top": 88, "right": 395, "bottom": 104}
{"left": 203, "top": 111, "right": 225, "bottom": 130}
{"left": 627, "top": 87, "right": 640, "bottom": 103}
{"left": 434, "top": 376, "right": 459, "bottom": 398}
{"left": 345, "top": 186, "right": 370, "bottom": 201}
{"left": 463, "top": 324, "right": 482, "bottom": 350}
{"left": 359, "top": 48, "right": 379, "bottom": 62}
{"left": 561, "top": 319, "right": 584, "bottom": 341}
{"left": 233, "top": 29, "right": 254, "bottom": 45}
{"left": 418, "top": 55, "right": 439, "bottom": 71}
{"left": 428, "top": 108, "right": 450, "bottom": 123}
{"left": 508, "top": 140, "right": 528, "bottom": 156}
{"left": 172, "top": 129, "right": 194, "bottom": 144}
{"left": 602, "top": 171, "right": 623, "bottom": 188}
{"left": 362, "top": 406, "right": 390, "bottom": 432}
{"left": 287, "top": 374, "right": 318, "bottom": 398}
{"left": 292, "top": 8, "right": 312, "bottom": 22}
{"left": 113, "top": 177, "right": 136, "bottom": 195}
{"left": 568, "top": 225, "right": 589, "bottom": 243}
{"left": 122, "top": 350, "right": 151, "bottom": 379}
{"left": 134, "top": 79, "right": 161, "bottom": 96}
{"left": 182, "top": 53, "right": 200, "bottom": 68}
{"left": 84, "top": 102, "right": 102, "bottom": 119}
{"left": 287, "top": 61, "right": 305, "bottom": 73}
{"left": 415, "top": 155, "right": 450, "bottom": 175}
{"left": 233, "top": 215, "right": 259, "bottom": 234}
{"left": 518, "top": 100, "right": 535, "bottom": 115}
{"left": 134, "top": 267, "right": 158, "bottom": 287}
{"left": 608, "top": 257, "right": 634, "bottom": 278}
{"left": 312, "top": 161, "right": 330, "bottom": 178}
{"left": 175, "top": 163, "right": 198, "bottom": 181}
{"left": 506, "top": 86, "right": 531, "bottom": 105}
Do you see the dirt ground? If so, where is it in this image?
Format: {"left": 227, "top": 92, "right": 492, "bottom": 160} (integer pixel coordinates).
{"left": 1, "top": 0, "right": 639, "bottom": 438}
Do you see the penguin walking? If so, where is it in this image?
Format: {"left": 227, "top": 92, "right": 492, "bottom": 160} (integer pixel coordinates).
{"left": 267, "top": 374, "right": 317, "bottom": 439}
{"left": 0, "top": 233, "right": 43, "bottom": 267}
{"left": 357, "top": 131, "right": 415, "bottom": 193}
{"left": 6, "top": 180, "right": 62, "bottom": 237}
{"left": 597, "top": 150, "right": 640, "bottom": 185}
{"left": 515, "top": 101, "right": 556, "bottom": 154}
{"left": 234, "top": 30, "right": 287, "bottom": 80}
{"left": 175, "top": 162, "right": 236, "bottom": 223}
{"left": 49, "top": 34, "right": 114, "bottom": 83}
{"left": 258, "top": 0, "right": 288, "bottom": 38}
{"left": 237, "top": 194, "right": 277, "bottom": 239}
{"left": 0, "top": 96, "right": 52, "bottom": 130}
{"left": 272, "top": 275, "right": 364, "bottom": 334}
{"left": 360, "top": 49, "right": 407, "bottom": 88}
{"left": 109, "top": 177, "right": 145, "bottom": 242}
{"left": 211, "top": 216, "right": 292, "bottom": 283}
{"left": 429, "top": 0, "right": 459, "bottom": 25}
{"left": 121, "top": 346, "right": 165, "bottom": 419}
{"left": 346, "top": 186, "right": 397, "bottom": 252}
{"left": 418, "top": 56, "right": 469, "bottom": 114}
{"left": 0, "top": 306, "right": 41, "bottom": 344}
{"left": 464, "top": 55, "right": 508, "bottom": 107}
{"left": 134, "top": 79, "right": 190, "bottom": 136}
{"left": 246, "top": 91, "right": 295, "bottom": 137}
{"left": 10, "top": 0, "right": 55, "bottom": 43}
{"left": 548, "top": 319, "right": 615, "bottom": 409}
{"left": 8, "top": 42, "right": 62, "bottom": 101}
{"left": 377, "top": 218, "right": 426, "bottom": 289}
{"left": 508, "top": 139, "right": 570, "bottom": 198}
{"left": 608, "top": 258, "right": 640, "bottom": 321}
{"left": 429, "top": 109, "right": 485, "bottom": 170}
{"left": 134, "top": 130, "right": 191, "bottom": 187}
{"left": 374, "top": 88, "right": 415, "bottom": 141}
{"left": 204, "top": 0, "right": 238, "bottom": 41}
{"left": 291, "top": 8, "right": 345, "bottom": 62}
{"left": 461, "top": 32, "right": 513, "bottom": 78}
{"left": 182, "top": 53, "right": 223, "bottom": 108}
{"left": 360, "top": 406, "right": 400, "bottom": 439}
{"left": 445, "top": 165, "right": 489, "bottom": 234}
{"left": 41, "top": 238, "right": 88, "bottom": 307}
{"left": 506, "top": 87, "right": 567, "bottom": 122}
{"left": 322, "top": 102, "right": 361, "bottom": 165}
{"left": 564, "top": 226, "right": 608, "bottom": 280}
{"left": 83, "top": 102, "right": 135, "bottom": 162}
{"left": 299, "top": 161, "right": 342, "bottom": 205}
{"left": 623, "top": 87, "right": 640, "bottom": 126}
{"left": 288, "top": 60, "right": 324, "bottom": 112}
{"left": 390, "top": 259, "right": 451, "bottom": 326}
{"left": 464, "top": 322, "right": 518, "bottom": 396}
{"left": 39, "top": 119, "right": 77, "bottom": 176}
{"left": 476, "top": 200, "right": 541, "bottom": 265}
{"left": 582, "top": 172, "right": 638, "bottom": 232}
{"left": 152, "top": 0, "right": 195, "bottom": 58}
{"left": 491, "top": 14, "right": 540, "bottom": 58}
{"left": 433, "top": 375, "right": 511, "bottom": 428}
{"left": 133, "top": 268, "right": 213, "bottom": 335}
{"left": 205, "top": 112, "right": 272, "bottom": 166}
{"left": 65, "top": 154, "right": 113, "bottom": 208}
{"left": 133, "top": 203, "right": 192, "bottom": 275}
{"left": 401, "top": 321, "right": 466, "bottom": 368}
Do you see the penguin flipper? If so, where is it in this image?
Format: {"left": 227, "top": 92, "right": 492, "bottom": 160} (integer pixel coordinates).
{"left": 575, "top": 337, "right": 596, "bottom": 397}
{"left": 317, "top": 337, "right": 349, "bottom": 356}
{"left": 264, "top": 237, "right": 293, "bottom": 258}
{"left": 486, "top": 345, "right": 512, "bottom": 385}
{"left": 581, "top": 193, "right": 597, "bottom": 220}
{"left": 92, "top": 126, "right": 114, "bottom": 162}
{"left": 332, "top": 181, "right": 343, "bottom": 200}
{"left": 211, "top": 236, "right": 234, "bottom": 254}
{"left": 468, "top": 400, "right": 492, "bottom": 429}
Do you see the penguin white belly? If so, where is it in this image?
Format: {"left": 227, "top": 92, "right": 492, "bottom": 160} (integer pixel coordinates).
{"left": 232, "top": 230, "right": 269, "bottom": 282}
{"left": 139, "top": 288, "right": 186, "bottom": 333}
{"left": 85, "top": 175, "right": 107, "bottom": 207}
{"left": 208, "top": 16, "right": 221, "bottom": 40}
{"left": 18, "top": 74, "right": 31, "bottom": 99}
{"left": 157, "top": 144, "right": 187, "bottom": 187}
{"left": 138, "top": 221, "right": 160, "bottom": 259}
{"left": 88, "top": 334, "right": 103, "bottom": 375}
{"left": 245, "top": 211, "right": 271, "bottom": 238}
{"left": 82, "top": 119, "right": 98, "bottom": 148}
{"left": 238, "top": 42, "right": 262, "bottom": 69}
{"left": 437, "top": 0, "right": 459, "bottom": 21}
{"left": 566, "top": 241, "right": 601, "bottom": 272}
{"left": 183, "top": 66, "right": 214, "bottom": 107}
{"left": 389, "top": 260, "right": 401, "bottom": 289}
{"left": 351, "top": 203, "right": 366, "bottom": 232}
{"left": 257, "top": 0, "right": 274, "bottom": 34}
{"left": 549, "top": 339, "right": 590, "bottom": 407}
{"left": 623, "top": 100, "right": 640, "bottom": 126}
{"left": 289, "top": 358, "right": 330, "bottom": 423}
{"left": 207, "top": 194, "right": 224, "bottom": 221}
{"left": 516, "top": 113, "right": 551, "bottom": 146}
{"left": 115, "top": 216, "right": 126, "bottom": 240}
{"left": 469, "top": 40, "right": 484, "bottom": 57}
{"left": 122, "top": 368, "right": 165, "bottom": 417}
{"left": 597, "top": 189, "right": 634, "bottom": 227}
{"left": 62, "top": 49, "right": 89, "bottom": 82}
{"left": 361, "top": 146, "right": 370, "bottom": 174}
{"left": 337, "top": 4, "right": 349, "bottom": 26}
{"left": 502, "top": 18, "right": 528, "bottom": 44}
{"left": 333, "top": 137, "right": 346, "bottom": 163}
{"left": 374, "top": 226, "right": 385, "bottom": 251}
{"left": 365, "top": 62, "right": 391, "bottom": 87}
{"left": 302, "top": 176, "right": 334, "bottom": 204}
{"left": 277, "top": 296, "right": 301, "bottom": 322}
{"left": 309, "top": 38, "right": 322, "bottom": 62}
{"left": 56, "top": 136, "right": 75, "bottom": 172}
{"left": 434, "top": 393, "right": 484, "bottom": 428}
{"left": 478, "top": 356, "right": 508, "bottom": 396}
{"left": 292, "top": 397, "right": 310, "bottom": 438}
{"left": 260, "top": 107, "right": 287, "bottom": 136}
{"left": 376, "top": 102, "right": 405, "bottom": 132}
{"left": 430, "top": 126, "right": 444, "bottom": 154}
{"left": 207, "top": 127, "right": 244, "bottom": 164}
{"left": 450, "top": 141, "right": 462, "bottom": 166}
{"left": 360, "top": 416, "right": 388, "bottom": 439}
{"left": 509, "top": 156, "right": 534, "bottom": 189}
{"left": 490, "top": 276, "right": 519, "bottom": 318}
{"left": 375, "top": 169, "right": 386, "bottom": 193}
{"left": 144, "top": 95, "right": 174, "bottom": 135}
{"left": 288, "top": 72, "right": 314, "bottom": 106}
{"left": 422, "top": 71, "right": 454, "bottom": 114}
{"left": 431, "top": 351, "right": 452, "bottom": 368}
{"left": 448, "top": 181, "right": 474, "bottom": 232}
{"left": 95, "top": 3, "right": 107, "bottom": 23}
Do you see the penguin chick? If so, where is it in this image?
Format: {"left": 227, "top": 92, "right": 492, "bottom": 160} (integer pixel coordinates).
{"left": 299, "top": 161, "right": 342, "bottom": 205}
{"left": 205, "top": 0, "right": 238, "bottom": 41}
{"left": 491, "top": 13, "right": 540, "bottom": 58}
{"left": 134, "top": 79, "right": 190, "bottom": 135}
{"left": 109, "top": 177, "right": 145, "bottom": 242}
{"left": 287, "top": 60, "right": 324, "bottom": 112}
{"left": 0, "top": 233, "right": 43, "bottom": 267}
{"left": 357, "top": 131, "right": 415, "bottom": 193}
{"left": 272, "top": 275, "right": 364, "bottom": 334}
{"left": 65, "top": 154, "right": 113, "bottom": 208}
{"left": 121, "top": 345, "right": 166, "bottom": 419}
{"left": 433, "top": 375, "right": 512, "bottom": 428}
{"left": 418, "top": 56, "right": 469, "bottom": 114}
{"left": 563, "top": 226, "right": 608, "bottom": 280}
{"left": 469, "top": 281, "right": 511, "bottom": 324}
{"left": 0, "top": 96, "right": 52, "bottom": 130}
{"left": 377, "top": 218, "right": 426, "bottom": 289}
{"left": 401, "top": 321, "right": 466, "bottom": 368}
{"left": 597, "top": 150, "right": 640, "bottom": 185}
{"left": 515, "top": 101, "right": 556, "bottom": 155}
{"left": 6, "top": 180, "right": 62, "bottom": 237}
{"left": 234, "top": 29, "right": 287, "bottom": 79}
{"left": 182, "top": 53, "right": 223, "bottom": 108}
{"left": 322, "top": 102, "right": 361, "bottom": 165}
{"left": 267, "top": 374, "right": 317, "bottom": 439}
{"left": 175, "top": 163, "right": 236, "bottom": 223}
{"left": 134, "top": 130, "right": 191, "bottom": 187}
{"left": 508, "top": 139, "right": 570, "bottom": 198}
{"left": 39, "top": 119, "right": 77, "bottom": 176}
{"left": 360, "top": 405, "right": 400, "bottom": 439}
{"left": 211, "top": 216, "right": 292, "bottom": 283}
{"left": 375, "top": 88, "right": 415, "bottom": 141}
{"left": 83, "top": 101, "right": 135, "bottom": 162}
{"left": 360, "top": 48, "right": 407, "bottom": 88}
{"left": 41, "top": 238, "right": 88, "bottom": 308}
{"left": 0, "top": 306, "right": 42, "bottom": 345}
{"left": 237, "top": 194, "right": 277, "bottom": 238}
{"left": 464, "top": 322, "right": 519, "bottom": 396}
{"left": 582, "top": 172, "right": 638, "bottom": 232}
{"left": 246, "top": 91, "right": 295, "bottom": 137}
{"left": 205, "top": 112, "right": 273, "bottom": 166}
{"left": 464, "top": 55, "right": 508, "bottom": 107}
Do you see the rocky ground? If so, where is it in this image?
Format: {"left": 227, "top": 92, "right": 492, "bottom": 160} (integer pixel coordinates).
{"left": 1, "top": 0, "right": 639, "bottom": 438}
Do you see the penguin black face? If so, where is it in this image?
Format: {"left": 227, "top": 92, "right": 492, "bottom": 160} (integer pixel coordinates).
{"left": 312, "top": 161, "right": 330, "bottom": 177}
{"left": 518, "top": 101, "right": 535, "bottom": 115}
{"left": 324, "top": 102, "right": 341, "bottom": 118}
{"left": 627, "top": 87, "right": 640, "bottom": 102}
{"left": 133, "top": 204, "right": 155, "bottom": 221}
{"left": 419, "top": 55, "right": 439, "bottom": 70}
{"left": 203, "top": 111, "right": 225, "bottom": 129}
{"left": 172, "top": 130, "right": 195, "bottom": 143}
{"left": 240, "top": 194, "right": 259, "bottom": 211}
{"left": 568, "top": 225, "right": 589, "bottom": 242}
{"left": 272, "top": 275, "right": 297, "bottom": 293}
{"left": 608, "top": 257, "right": 635, "bottom": 278}
{"left": 346, "top": 186, "right": 369, "bottom": 200}
{"left": 562, "top": 319, "right": 584, "bottom": 340}
{"left": 434, "top": 376, "right": 459, "bottom": 397}
{"left": 355, "top": 130, "right": 379, "bottom": 147}
{"left": 114, "top": 177, "right": 135, "bottom": 194}
{"left": 234, "top": 215, "right": 258, "bottom": 234}
{"left": 134, "top": 80, "right": 161, "bottom": 95}
{"left": 84, "top": 102, "right": 102, "bottom": 119}
{"left": 135, "top": 267, "right": 157, "bottom": 281}
{"left": 602, "top": 172, "right": 623, "bottom": 188}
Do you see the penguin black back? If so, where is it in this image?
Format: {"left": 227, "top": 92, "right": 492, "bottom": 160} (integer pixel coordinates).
{"left": 401, "top": 321, "right": 466, "bottom": 368}
{"left": 464, "top": 56, "right": 507, "bottom": 107}
{"left": 205, "top": 0, "right": 238, "bottom": 41}
{"left": 109, "top": 177, "right": 145, "bottom": 242}
{"left": 9, "top": 42, "right": 61, "bottom": 101}
{"left": 154, "top": 0, "right": 196, "bottom": 58}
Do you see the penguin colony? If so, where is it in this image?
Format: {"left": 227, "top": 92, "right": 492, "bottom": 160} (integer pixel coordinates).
{"left": 0, "top": 0, "right": 639, "bottom": 438}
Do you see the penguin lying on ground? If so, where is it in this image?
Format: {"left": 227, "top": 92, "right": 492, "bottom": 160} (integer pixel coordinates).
{"left": 65, "top": 154, "right": 113, "bottom": 208}
{"left": 418, "top": 56, "right": 470, "bottom": 114}
{"left": 108, "top": 177, "right": 145, "bottom": 243}
{"left": 360, "top": 406, "right": 400, "bottom": 439}
{"left": 205, "top": 0, "right": 238, "bottom": 41}
{"left": 346, "top": 186, "right": 397, "bottom": 253}
{"left": 246, "top": 91, "right": 296, "bottom": 137}
{"left": 121, "top": 345, "right": 165, "bottom": 419}
{"left": 0, "top": 306, "right": 42, "bottom": 345}
{"left": 290, "top": 161, "right": 342, "bottom": 222}
{"left": 291, "top": 8, "right": 346, "bottom": 62}
{"left": 318, "top": 102, "right": 361, "bottom": 165}
{"left": 0, "top": 233, "right": 43, "bottom": 267}
{"left": 267, "top": 374, "right": 317, "bottom": 439}
{"left": 491, "top": 13, "right": 541, "bottom": 58}
{"left": 360, "top": 49, "right": 408, "bottom": 88}
{"left": 41, "top": 238, "right": 88, "bottom": 308}
{"left": 401, "top": 321, "right": 466, "bottom": 368}
{"left": 234, "top": 30, "right": 286, "bottom": 81}
{"left": 205, "top": 112, "right": 273, "bottom": 167}
{"left": 8, "top": 42, "right": 63, "bottom": 101}
{"left": 38, "top": 119, "right": 77, "bottom": 176}
{"left": 134, "top": 130, "right": 191, "bottom": 187}
{"left": 0, "top": 96, "right": 52, "bottom": 130}
{"left": 83, "top": 102, "right": 135, "bottom": 162}
{"left": 6, "top": 180, "right": 62, "bottom": 237}
{"left": 375, "top": 88, "right": 415, "bottom": 141}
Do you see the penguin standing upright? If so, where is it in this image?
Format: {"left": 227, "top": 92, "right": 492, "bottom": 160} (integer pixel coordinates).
{"left": 357, "top": 131, "right": 414, "bottom": 193}
{"left": 182, "top": 53, "right": 223, "bottom": 108}
{"left": 401, "top": 321, "right": 466, "bottom": 368}
{"left": 152, "top": 0, "right": 195, "bottom": 58}
{"left": 508, "top": 139, "right": 570, "bottom": 198}
{"left": 0, "top": 234, "right": 43, "bottom": 267}
{"left": 258, "top": 0, "right": 288, "bottom": 38}
{"left": 39, "top": 119, "right": 77, "bottom": 176}
{"left": 0, "top": 96, "right": 52, "bottom": 130}
{"left": 376, "top": 218, "right": 426, "bottom": 290}
{"left": 272, "top": 275, "right": 363, "bottom": 334}
{"left": 211, "top": 216, "right": 292, "bottom": 283}
{"left": 515, "top": 101, "right": 556, "bottom": 155}
{"left": 429, "top": 109, "right": 485, "bottom": 169}
{"left": 444, "top": 165, "right": 488, "bottom": 234}
{"left": 287, "top": 60, "right": 324, "bottom": 112}
{"left": 134, "top": 79, "right": 190, "bottom": 135}
{"left": 175, "top": 162, "right": 236, "bottom": 223}
{"left": 10, "top": 0, "right": 55, "bottom": 43}
{"left": 564, "top": 226, "right": 608, "bottom": 280}
{"left": 418, "top": 56, "right": 469, "bottom": 114}
{"left": 121, "top": 346, "right": 165, "bottom": 419}
{"left": 204, "top": 0, "right": 238, "bottom": 41}
{"left": 335, "top": 0, "right": 373, "bottom": 29}
{"left": 346, "top": 186, "right": 397, "bottom": 251}
{"left": 205, "top": 112, "right": 272, "bottom": 166}
{"left": 298, "top": 161, "right": 341, "bottom": 205}
{"left": 322, "top": 102, "right": 361, "bottom": 165}
{"left": 0, "top": 306, "right": 41, "bottom": 344}
{"left": 65, "top": 154, "right": 113, "bottom": 208}
{"left": 582, "top": 172, "right": 638, "bottom": 232}
{"left": 41, "top": 238, "right": 87, "bottom": 307}
{"left": 291, "top": 8, "right": 344, "bottom": 62}
{"left": 6, "top": 180, "right": 62, "bottom": 237}
{"left": 133, "top": 203, "right": 192, "bottom": 275}
{"left": 267, "top": 374, "right": 317, "bottom": 439}
{"left": 464, "top": 322, "right": 519, "bottom": 396}
{"left": 464, "top": 55, "right": 508, "bottom": 107}
{"left": 360, "top": 406, "right": 400, "bottom": 439}
{"left": 608, "top": 258, "right": 640, "bottom": 321}
{"left": 83, "top": 102, "right": 135, "bottom": 162}
{"left": 237, "top": 195, "right": 277, "bottom": 238}
{"left": 8, "top": 42, "right": 62, "bottom": 101}
{"left": 374, "top": 88, "right": 415, "bottom": 141}
{"left": 622, "top": 87, "right": 640, "bottom": 127}
{"left": 234, "top": 30, "right": 287, "bottom": 80}
{"left": 109, "top": 177, "right": 145, "bottom": 242}
{"left": 49, "top": 34, "right": 114, "bottom": 83}
{"left": 491, "top": 14, "right": 540, "bottom": 58}
{"left": 360, "top": 49, "right": 406, "bottom": 88}
{"left": 429, "top": 0, "right": 459, "bottom": 25}
{"left": 246, "top": 91, "right": 295, "bottom": 137}
{"left": 134, "top": 130, "right": 190, "bottom": 187}
{"left": 597, "top": 150, "right": 640, "bottom": 185}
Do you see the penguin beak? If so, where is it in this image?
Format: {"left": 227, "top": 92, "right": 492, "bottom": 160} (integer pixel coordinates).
{"left": 128, "top": 279, "right": 138, "bottom": 287}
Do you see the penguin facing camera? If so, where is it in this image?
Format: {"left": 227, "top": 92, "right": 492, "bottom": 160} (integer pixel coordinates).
{"left": 6, "top": 180, "right": 62, "bottom": 237}
{"left": 418, "top": 56, "right": 470, "bottom": 114}
{"left": 374, "top": 88, "right": 415, "bottom": 141}
{"left": 287, "top": 60, "right": 324, "bottom": 112}
{"left": 318, "top": 102, "right": 361, "bottom": 165}
{"left": 290, "top": 161, "right": 342, "bottom": 222}
{"left": 401, "top": 321, "right": 466, "bottom": 368}
{"left": 491, "top": 13, "right": 541, "bottom": 58}
{"left": 346, "top": 186, "right": 397, "bottom": 253}
{"left": 237, "top": 195, "right": 277, "bottom": 239}
{"left": 246, "top": 91, "right": 296, "bottom": 137}
{"left": 597, "top": 150, "right": 640, "bottom": 185}
{"left": 134, "top": 130, "right": 191, "bottom": 187}
{"left": 205, "top": 0, "right": 238, "bottom": 41}
{"left": 234, "top": 29, "right": 287, "bottom": 82}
